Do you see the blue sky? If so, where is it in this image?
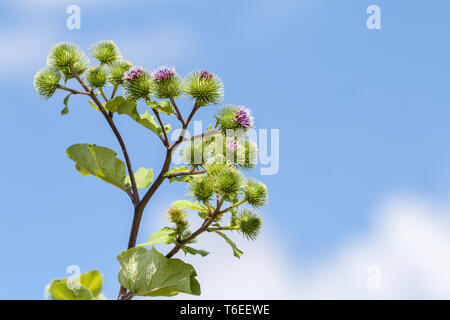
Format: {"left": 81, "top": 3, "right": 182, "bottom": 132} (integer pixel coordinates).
{"left": 1, "top": 0, "right": 450, "bottom": 299}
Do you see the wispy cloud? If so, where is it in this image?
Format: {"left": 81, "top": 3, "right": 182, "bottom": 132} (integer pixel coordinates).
{"left": 165, "top": 194, "right": 450, "bottom": 299}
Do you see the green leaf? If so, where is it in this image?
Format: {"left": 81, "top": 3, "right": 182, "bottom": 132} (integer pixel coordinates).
{"left": 106, "top": 96, "right": 171, "bottom": 135}
{"left": 138, "top": 227, "right": 176, "bottom": 247}
{"left": 61, "top": 94, "right": 71, "bottom": 116}
{"left": 182, "top": 246, "right": 209, "bottom": 257}
{"left": 79, "top": 270, "right": 103, "bottom": 297}
{"left": 215, "top": 230, "right": 244, "bottom": 259}
{"left": 88, "top": 100, "right": 99, "bottom": 111}
{"left": 165, "top": 166, "right": 193, "bottom": 183}
{"left": 172, "top": 200, "right": 207, "bottom": 212}
{"left": 117, "top": 247, "right": 201, "bottom": 297}
{"left": 147, "top": 100, "right": 174, "bottom": 115}
{"left": 66, "top": 144, "right": 127, "bottom": 191}
{"left": 125, "top": 167, "right": 154, "bottom": 189}
{"left": 46, "top": 270, "right": 104, "bottom": 300}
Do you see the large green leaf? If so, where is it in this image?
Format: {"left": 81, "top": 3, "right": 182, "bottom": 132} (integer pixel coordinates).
{"left": 215, "top": 231, "right": 244, "bottom": 259}
{"left": 125, "top": 167, "right": 154, "bottom": 189}
{"left": 66, "top": 144, "right": 127, "bottom": 191}
{"left": 106, "top": 96, "right": 171, "bottom": 135}
{"left": 46, "top": 270, "right": 105, "bottom": 300}
{"left": 117, "top": 247, "right": 201, "bottom": 297}
{"left": 138, "top": 227, "right": 176, "bottom": 247}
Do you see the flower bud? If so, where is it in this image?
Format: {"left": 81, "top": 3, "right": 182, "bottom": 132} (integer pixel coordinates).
{"left": 151, "top": 65, "right": 182, "bottom": 99}
{"left": 215, "top": 105, "right": 255, "bottom": 133}
{"left": 34, "top": 67, "right": 61, "bottom": 99}
{"left": 235, "top": 209, "right": 262, "bottom": 240}
{"left": 90, "top": 41, "right": 121, "bottom": 65}
{"left": 85, "top": 66, "right": 108, "bottom": 88}
{"left": 123, "top": 70, "right": 153, "bottom": 100}
{"left": 184, "top": 70, "right": 224, "bottom": 106}
{"left": 216, "top": 167, "right": 243, "bottom": 199}
{"left": 108, "top": 61, "right": 132, "bottom": 86}
{"left": 47, "top": 42, "right": 89, "bottom": 71}
{"left": 167, "top": 207, "right": 189, "bottom": 234}
{"left": 244, "top": 179, "right": 268, "bottom": 207}
{"left": 188, "top": 176, "right": 215, "bottom": 203}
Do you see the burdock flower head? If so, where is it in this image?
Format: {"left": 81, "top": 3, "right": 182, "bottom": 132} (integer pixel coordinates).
{"left": 122, "top": 66, "right": 145, "bottom": 81}
{"left": 199, "top": 70, "right": 213, "bottom": 80}
{"left": 234, "top": 106, "right": 254, "bottom": 129}
{"left": 152, "top": 65, "right": 175, "bottom": 81}
{"left": 151, "top": 65, "right": 182, "bottom": 99}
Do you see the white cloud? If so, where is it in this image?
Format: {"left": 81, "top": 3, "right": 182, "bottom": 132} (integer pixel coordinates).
{"left": 167, "top": 194, "right": 450, "bottom": 299}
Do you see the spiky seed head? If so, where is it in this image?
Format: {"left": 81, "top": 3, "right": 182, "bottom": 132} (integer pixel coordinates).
{"left": 184, "top": 70, "right": 224, "bottom": 107}
{"left": 34, "top": 67, "right": 61, "bottom": 99}
{"left": 216, "top": 167, "right": 243, "bottom": 198}
{"left": 167, "top": 207, "right": 189, "bottom": 234}
{"left": 206, "top": 162, "right": 230, "bottom": 177}
{"left": 85, "top": 66, "right": 108, "bottom": 88}
{"left": 108, "top": 60, "right": 132, "bottom": 85}
{"left": 214, "top": 105, "right": 240, "bottom": 133}
{"left": 123, "top": 71, "right": 153, "bottom": 100}
{"left": 244, "top": 179, "right": 268, "bottom": 207}
{"left": 235, "top": 209, "right": 262, "bottom": 240}
{"left": 47, "top": 42, "right": 89, "bottom": 71}
{"left": 90, "top": 41, "right": 121, "bottom": 65}
{"left": 188, "top": 175, "right": 215, "bottom": 203}
{"left": 60, "top": 58, "right": 89, "bottom": 81}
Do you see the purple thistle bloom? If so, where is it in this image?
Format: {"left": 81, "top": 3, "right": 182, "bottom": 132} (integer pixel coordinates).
{"left": 199, "top": 70, "right": 213, "bottom": 80}
{"left": 152, "top": 65, "right": 175, "bottom": 81}
{"left": 226, "top": 139, "right": 238, "bottom": 152}
{"left": 122, "top": 66, "right": 145, "bottom": 81}
{"left": 234, "top": 106, "right": 254, "bottom": 129}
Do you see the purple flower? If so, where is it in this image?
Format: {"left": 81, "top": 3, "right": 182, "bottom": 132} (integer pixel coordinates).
{"left": 122, "top": 66, "right": 145, "bottom": 81}
{"left": 234, "top": 106, "right": 254, "bottom": 129}
{"left": 199, "top": 70, "right": 213, "bottom": 80}
{"left": 152, "top": 65, "right": 175, "bottom": 81}
{"left": 226, "top": 138, "right": 238, "bottom": 151}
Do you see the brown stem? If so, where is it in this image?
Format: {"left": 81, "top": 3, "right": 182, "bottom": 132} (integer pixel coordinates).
{"left": 69, "top": 64, "right": 140, "bottom": 204}
{"left": 166, "top": 198, "right": 224, "bottom": 258}
{"left": 57, "top": 84, "right": 90, "bottom": 95}
{"left": 169, "top": 97, "right": 184, "bottom": 124}
{"left": 166, "top": 169, "right": 206, "bottom": 179}
{"left": 152, "top": 108, "right": 169, "bottom": 148}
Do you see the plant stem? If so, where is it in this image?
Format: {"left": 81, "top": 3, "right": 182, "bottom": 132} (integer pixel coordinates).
{"left": 69, "top": 64, "right": 140, "bottom": 204}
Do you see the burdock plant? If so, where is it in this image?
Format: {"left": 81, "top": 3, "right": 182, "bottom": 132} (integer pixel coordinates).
{"left": 34, "top": 41, "right": 268, "bottom": 300}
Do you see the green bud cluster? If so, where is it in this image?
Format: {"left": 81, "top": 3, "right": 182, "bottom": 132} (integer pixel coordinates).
{"left": 214, "top": 105, "right": 240, "bottom": 133}
{"left": 47, "top": 42, "right": 89, "bottom": 71}
{"left": 184, "top": 71, "right": 224, "bottom": 107}
{"left": 188, "top": 175, "right": 216, "bottom": 203}
{"left": 244, "top": 179, "right": 268, "bottom": 207}
{"left": 90, "top": 41, "right": 121, "bottom": 65}
{"left": 233, "top": 209, "right": 262, "bottom": 240}
{"left": 153, "top": 74, "right": 183, "bottom": 99}
{"left": 85, "top": 66, "right": 108, "bottom": 88}
{"left": 108, "top": 61, "right": 132, "bottom": 86}
{"left": 216, "top": 167, "right": 243, "bottom": 200}
{"left": 34, "top": 67, "right": 61, "bottom": 99}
